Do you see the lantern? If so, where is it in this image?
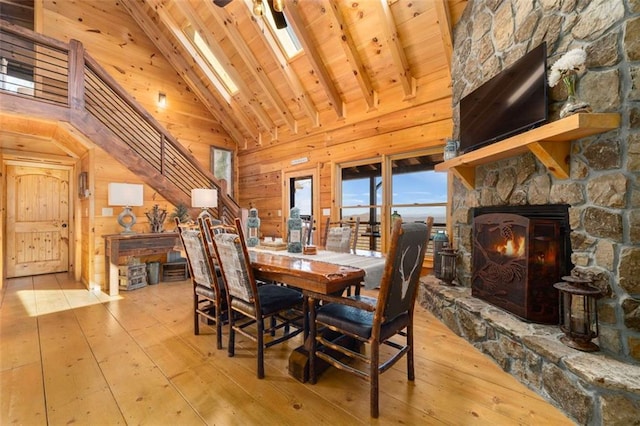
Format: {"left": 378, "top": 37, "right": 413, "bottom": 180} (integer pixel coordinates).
{"left": 433, "top": 231, "right": 449, "bottom": 279}
{"left": 287, "top": 207, "right": 303, "bottom": 253}
{"left": 553, "top": 276, "right": 602, "bottom": 352}
{"left": 439, "top": 247, "right": 458, "bottom": 285}
{"left": 391, "top": 210, "right": 402, "bottom": 228}
{"left": 246, "top": 207, "right": 260, "bottom": 247}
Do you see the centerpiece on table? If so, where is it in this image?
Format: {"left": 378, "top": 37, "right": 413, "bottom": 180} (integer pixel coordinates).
{"left": 548, "top": 48, "right": 592, "bottom": 118}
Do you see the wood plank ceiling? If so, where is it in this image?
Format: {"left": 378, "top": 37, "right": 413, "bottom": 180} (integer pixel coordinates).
{"left": 122, "top": 0, "right": 468, "bottom": 150}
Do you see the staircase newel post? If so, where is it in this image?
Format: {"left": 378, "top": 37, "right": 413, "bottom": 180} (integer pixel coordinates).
{"left": 67, "top": 39, "right": 85, "bottom": 111}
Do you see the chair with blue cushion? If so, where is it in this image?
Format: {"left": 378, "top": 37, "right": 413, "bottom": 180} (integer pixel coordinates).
{"left": 309, "top": 216, "right": 433, "bottom": 418}
{"left": 175, "top": 217, "right": 228, "bottom": 350}
{"left": 210, "top": 217, "right": 304, "bottom": 379}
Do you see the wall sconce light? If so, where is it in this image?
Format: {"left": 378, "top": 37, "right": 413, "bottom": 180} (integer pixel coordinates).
{"left": 78, "top": 171, "right": 89, "bottom": 198}
{"left": 191, "top": 188, "right": 218, "bottom": 219}
{"left": 108, "top": 183, "right": 144, "bottom": 234}
{"left": 554, "top": 275, "right": 602, "bottom": 352}
{"left": 158, "top": 92, "right": 167, "bottom": 108}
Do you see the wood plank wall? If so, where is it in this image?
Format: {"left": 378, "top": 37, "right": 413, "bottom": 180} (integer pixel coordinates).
{"left": 237, "top": 88, "right": 454, "bottom": 241}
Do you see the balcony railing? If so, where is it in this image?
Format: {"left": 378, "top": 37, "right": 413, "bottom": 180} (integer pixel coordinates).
{"left": 0, "top": 19, "right": 240, "bottom": 222}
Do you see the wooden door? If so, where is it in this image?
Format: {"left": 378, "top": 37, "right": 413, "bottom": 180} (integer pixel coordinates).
{"left": 6, "top": 164, "right": 70, "bottom": 277}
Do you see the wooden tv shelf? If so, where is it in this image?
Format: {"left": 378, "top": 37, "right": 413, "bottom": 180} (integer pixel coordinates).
{"left": 434, "top": 113, "right": 620, "bottom": 189}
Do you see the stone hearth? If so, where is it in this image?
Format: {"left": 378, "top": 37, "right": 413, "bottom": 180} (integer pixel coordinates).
{"left": 420, "top": 277, "right": 640, "bottom": 425}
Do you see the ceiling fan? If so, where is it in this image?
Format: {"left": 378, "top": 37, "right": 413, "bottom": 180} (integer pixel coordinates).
{"left": 213, "top": 0, "right": 287, "bottom": 29}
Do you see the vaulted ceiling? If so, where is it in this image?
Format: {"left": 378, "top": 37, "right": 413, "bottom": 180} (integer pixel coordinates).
{"left": 122, "top": 0, "right": 468, "bottom": 149}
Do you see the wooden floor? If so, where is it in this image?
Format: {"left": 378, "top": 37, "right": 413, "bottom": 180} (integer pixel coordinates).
{"left": 1, "top": 273, "right": 573, "bottom": 425}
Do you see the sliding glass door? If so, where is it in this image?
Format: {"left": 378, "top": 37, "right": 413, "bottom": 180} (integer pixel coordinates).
{"left": 337, "top": 150, "right": 446, "bottom": 252}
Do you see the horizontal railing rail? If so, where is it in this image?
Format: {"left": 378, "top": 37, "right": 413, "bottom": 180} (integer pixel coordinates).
{"left": 0, "top": 19, "right": 240, "bottom": 222}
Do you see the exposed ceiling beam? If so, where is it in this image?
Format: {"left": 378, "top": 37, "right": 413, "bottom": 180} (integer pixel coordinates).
{"left": 174, "top": 0, "right": 278, "bottom": 136}
{"left": 201, "top": 0, "right": 297, "bottom": 135}
{"left": 435, "top": 0, "right": 453, "bottom": 78}
{"left": 284, "top": 0, "right": 346, "bottom": 119}
{"left": 325, "top": 0, "right": 378, "bottom": 111}
{"left": 122, "top": 0, "right": 252, "bottom": 144}
{"left": 247, "top": 1, "right": 319, "bottom": 128}
{"left": 376, "top": 0, "right": 416, "bottom": 100}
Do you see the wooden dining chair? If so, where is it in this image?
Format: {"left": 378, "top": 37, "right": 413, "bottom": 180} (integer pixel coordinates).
{"left": 302, "top": 215, "right": 314, "bottom": 246}
{"left": 211, "top": 218, "right": 304, "bottom": 379}
{"left": 175, "top": 217, "right": 228, "bottom": 350}
{"left": 323, "top": 217, "right": 360, "bottom": 253}
{"left": 309, "top": 216, "right": 433, "bottom": 418}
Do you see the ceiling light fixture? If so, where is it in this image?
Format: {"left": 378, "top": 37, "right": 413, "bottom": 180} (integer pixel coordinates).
{"left": 252, "top": 0, "right": 264, "bottom": 16}
{"left": 273, "top": 0, "right": 285, "bottom": 13}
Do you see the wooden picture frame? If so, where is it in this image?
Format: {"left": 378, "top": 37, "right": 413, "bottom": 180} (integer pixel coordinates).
{"left": 211, "top": 146, "right": 233, "bottom": 197}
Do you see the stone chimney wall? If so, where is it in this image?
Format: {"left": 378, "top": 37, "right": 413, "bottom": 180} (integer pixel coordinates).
{"left": 450, "top": 0, "right": 640, "bottom": 364}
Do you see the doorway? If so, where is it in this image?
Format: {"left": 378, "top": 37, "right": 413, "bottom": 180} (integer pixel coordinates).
{"left": 5, "top": 162, "right": 72, "bottom": 277}
{"left": 284, "top": 168, "right": 318, "bottom": 245}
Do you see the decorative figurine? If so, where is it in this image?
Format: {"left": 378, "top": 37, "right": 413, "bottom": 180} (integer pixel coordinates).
{"left": 287, "top": 207, "right": 303, "bottom": 253}
{"left": 246, "top": 207, "right": 260, "bottom": 247}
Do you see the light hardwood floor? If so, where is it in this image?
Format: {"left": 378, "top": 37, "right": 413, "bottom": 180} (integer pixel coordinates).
{"left": 1, "top": 273, "right": 573, "bottom": 425}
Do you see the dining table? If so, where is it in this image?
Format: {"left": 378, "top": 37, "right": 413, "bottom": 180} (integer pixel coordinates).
{"left": 248, "top": 248, "right": 369, "bottom": 382}
{"left": 249, "top": 246, "right": 386, "bottom": 289}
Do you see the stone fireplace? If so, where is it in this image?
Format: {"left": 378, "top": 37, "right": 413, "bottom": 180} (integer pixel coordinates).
{"left": 419, "top": 0, "right": 640, "bottom": 424}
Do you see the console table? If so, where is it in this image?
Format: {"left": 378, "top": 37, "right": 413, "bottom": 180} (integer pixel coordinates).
{"left": 103, "top": 232, "right": 180, "bottom": 296}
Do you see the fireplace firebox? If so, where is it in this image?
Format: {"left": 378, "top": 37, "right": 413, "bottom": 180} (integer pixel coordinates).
{"left": 471, "top": 205, "right": 571, "bottom": 324}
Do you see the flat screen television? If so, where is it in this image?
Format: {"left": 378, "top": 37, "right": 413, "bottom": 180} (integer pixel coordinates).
{"left": 459, "top": 42, "right": 548, "bottom": 154}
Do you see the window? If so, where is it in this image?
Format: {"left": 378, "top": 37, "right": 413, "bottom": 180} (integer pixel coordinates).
{"left": 338, "top": 151, "right": 447, "bottom": 252}
{"left": 183, "top": 25, "right": 238, "bottom": 98}
{"left": 249, "top": 0, "right": 301, "bottom": 59}
{"left": 264, "top": 6, "right": 302, "bottom": 59}
{"left": 341, "top": 161, "right": 382, "bottom": 251}
{"left": 390, "top": 156, "right": 447, "bottom": 226}
{"left": 211, "top": 146, "right": 234, "bottom": 197}
{"left": 290, "top": 176, "right": 313, "bottom": 219}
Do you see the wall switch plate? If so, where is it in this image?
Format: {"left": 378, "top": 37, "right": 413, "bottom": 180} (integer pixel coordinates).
{"left": 102, "top": 207, "right": 113, "bottom": 216}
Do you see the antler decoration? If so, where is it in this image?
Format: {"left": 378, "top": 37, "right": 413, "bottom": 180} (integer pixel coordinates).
{"left": 399, "top": 244, "right": 422, "bottom": 298}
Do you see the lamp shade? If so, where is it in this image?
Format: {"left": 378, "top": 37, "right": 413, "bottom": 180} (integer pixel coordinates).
{"left": 191, "top": 188, "right": 218, "bottom": 208}
{"left": 108, "top": 183, "right": 143, "bottom": 207}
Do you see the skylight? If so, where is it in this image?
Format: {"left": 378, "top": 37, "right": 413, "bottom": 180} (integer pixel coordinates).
{"left": 183, "top": 25, "right": 238, "bottom": 96}
{"left": 260, "top": 1, "right": 302, "bottom": 58}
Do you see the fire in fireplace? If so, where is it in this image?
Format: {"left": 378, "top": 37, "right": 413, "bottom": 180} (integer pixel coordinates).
{"left": 471, "top": 205, "right": 572, "bottom": 324}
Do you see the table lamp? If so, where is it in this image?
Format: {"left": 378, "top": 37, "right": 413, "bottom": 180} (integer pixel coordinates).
{"left": 191, "top": 188, "right": 217, "bottom": 219}
{"left": 108, "top": 183, "right": 144, "bottom": 234}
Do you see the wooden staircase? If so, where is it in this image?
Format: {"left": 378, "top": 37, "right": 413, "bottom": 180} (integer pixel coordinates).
{"left": 0, "top": 19, "right": 240, "bottom": 222}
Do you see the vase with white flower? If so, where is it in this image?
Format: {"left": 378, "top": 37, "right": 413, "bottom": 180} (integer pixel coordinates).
{"left": 548, "top": 48, "right": 592, "bottom": 118}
